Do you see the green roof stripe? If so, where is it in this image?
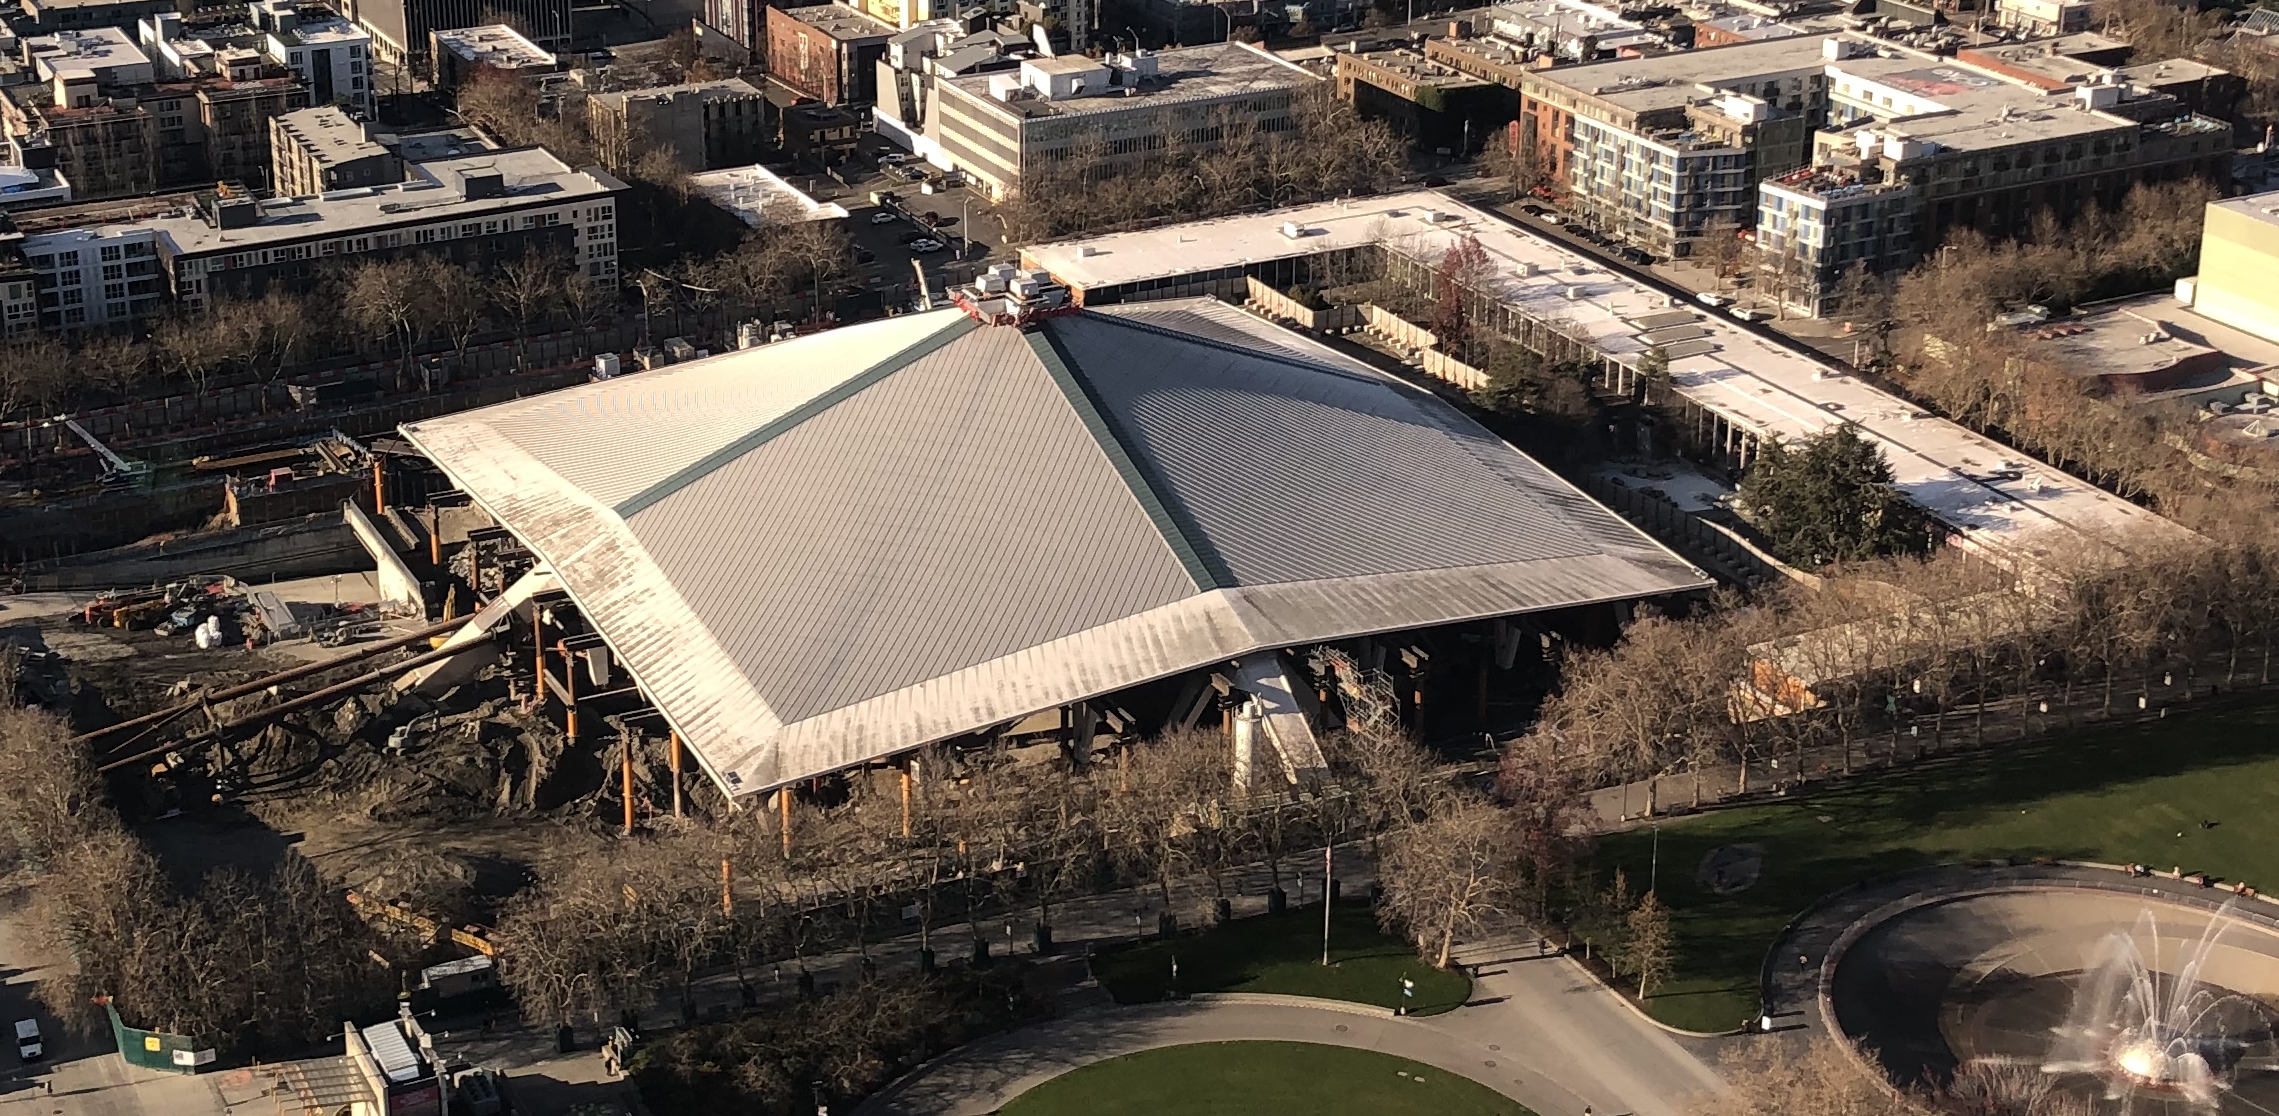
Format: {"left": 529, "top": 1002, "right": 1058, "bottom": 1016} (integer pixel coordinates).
{"left": 614, "top": 315, "right": 982, "bottom": 519}
{"left": 1026, "top": 322, "right": 1234, "bottom": 591}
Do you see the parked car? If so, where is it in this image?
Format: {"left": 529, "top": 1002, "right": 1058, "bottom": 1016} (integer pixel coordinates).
{"left": 868, "top": 211, "right": 899, "bottom": 225}
{"left": 1697, "top": 291, "right": 1735, "bottom": 307}
{"left": 15, "top": 1019, "right": 41, "bottom": 1062}
{"left": 876, "top": 152, "right": 909, "bottom": 166}
{"left": 1616, "top": 246, "right": 1652, "bottom": 266}
{"left": 855, "top": 249, "right": 877, "bottom": 264}
{"left": 1534, "top": 210, "right": 1564, "bottom": 225}
{"left": 910, "top": 238, "right": 946, "bottom": 253}
{"left": 1421, "top": 175, "right": 1450, "bottom": 187}
{"left": 1729, "top": 306, "right": 1774, "bottom": 322}
{"left": 897, "top": 230, "right": 930, "bottom": 243}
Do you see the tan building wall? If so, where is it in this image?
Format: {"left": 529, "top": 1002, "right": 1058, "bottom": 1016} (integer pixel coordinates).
{"left": 2196, "top": 201, "right": 2279, "bottom": 346}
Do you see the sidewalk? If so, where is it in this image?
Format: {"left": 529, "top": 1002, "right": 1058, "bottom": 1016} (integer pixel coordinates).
{"left": 426, "top": 848, "right": 1386, "bottom": 1074}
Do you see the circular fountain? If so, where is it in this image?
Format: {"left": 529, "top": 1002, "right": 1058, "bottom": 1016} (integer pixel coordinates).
{"left": 1825, "top": 885, "right": 2279, "bottom": 1113}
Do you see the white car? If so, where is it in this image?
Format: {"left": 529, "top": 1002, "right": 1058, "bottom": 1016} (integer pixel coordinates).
{"left": 910, "top": 238, "right": 946, "bottom": 253}
{"left": 869, "top": 211, "right": 899, "bottom": 225}
{"left": 1535, "top": 211, "right": 1564, "bottom": 225}
{"left": 1729, "top": 306, "right": 1774, "bottom": 322}
{"left": 16, "top": 1019, "right": 41, "bottom": 1062}
{"left": 1696, "top": 292, "right": 1734, "bottom": 308}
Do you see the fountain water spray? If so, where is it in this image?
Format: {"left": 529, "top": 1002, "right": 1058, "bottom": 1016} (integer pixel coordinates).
{"left": 2042, "top": 900, "right": 2270, "bottom": 1108}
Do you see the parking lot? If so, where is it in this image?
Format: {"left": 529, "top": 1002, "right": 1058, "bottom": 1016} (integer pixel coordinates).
{"left": 821, "top": 138, "right": 1014, "bottom": 312}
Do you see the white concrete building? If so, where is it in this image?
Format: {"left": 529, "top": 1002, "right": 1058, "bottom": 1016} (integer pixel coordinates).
{"left": 19, "top": 222, "right": 164, "bottom": 330}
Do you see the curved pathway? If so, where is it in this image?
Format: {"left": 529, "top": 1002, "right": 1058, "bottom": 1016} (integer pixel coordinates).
{"left": 860, "top": 931, "right": 1727, "bottom": 1116}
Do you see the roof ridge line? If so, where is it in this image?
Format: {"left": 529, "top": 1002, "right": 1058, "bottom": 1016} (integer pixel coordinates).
{"left": 614, "top": 314, "right": 981, "bottom": 519}
{"left": 1025, "top": 322, "right": 1235, "bottom": 591}
{"left": 1086, "top": 301, "right": 1402, "bottom": 388}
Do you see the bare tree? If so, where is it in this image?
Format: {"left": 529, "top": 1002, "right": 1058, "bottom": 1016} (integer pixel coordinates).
{"left": 1622, "top": 891, "right": 1675, "bottom": 1000}
{"left": 1375, "top": 794, "right": 1515, "bottom": 969}
{"left": 493, "top": 247, "right": 565, "bottom": 365}
{"left": 0, "top": 335, "right": 69, "bottom": 420}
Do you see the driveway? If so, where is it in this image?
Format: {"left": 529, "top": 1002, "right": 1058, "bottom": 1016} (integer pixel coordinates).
{"left": 859, "top": 930, "right": 1725, "bottom": 1116}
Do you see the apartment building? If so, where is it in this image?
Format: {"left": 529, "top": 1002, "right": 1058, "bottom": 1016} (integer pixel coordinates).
{"left": 253, "top": 0, "right": 376, "bottom": 116}
{"left": 150, "top": 148, "right": 624, "bottom": 309}
{"left": 1691, "top": 13, "right": 1804, "bottom": 49}
{"left": 270, "top": 104, "right": 401, "bottom": 195}
{"left": 17, "top": 220, "right": 161, "bottom": 329}
{"left": 3, "top": 28, "right": 162, "bottom": 198}
{"left": 1515, "top": 34, "right": 1831, "bottom": 256}
{"left": 337, "top": 0, "right": 568, "bottom": 65}
{"left": 0, "top": 146, "right": 619, "bottom": 330}
{"left": 765, "top": 3, "right": 896, "bottom": 106}
{"left": 1989, "top": 0, "right": 2089, "bottom": 38}
{"left": 1482, "top": 0, "right": 1655, "bottom": 61}
{"left": 1333, "top": 46, "right": 1517, "bottom": 156}
{"left": 18, "top": 0, "right": 175, "bottom": 33}
{"left": 930, "top": 42, "right": 1319, "bottom": 200}
{"left": 586, "top": 78, "right": 768, "bottom": 171}
{"left": 426, "top": 23, "right": 555, "bottom": 91}
{"left": 1756, "top": 39, "right": 2232, "bottom": 314}
{"left": 8, "top": 19, "right": 313, "bottom": 196}
{"left": 873, "top": 21, "right": 1034, "bottom": 160}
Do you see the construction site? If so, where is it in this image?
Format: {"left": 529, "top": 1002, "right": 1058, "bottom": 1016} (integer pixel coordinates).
{"left": 0, "top": 266, "right": 1733, "bottom": 1115}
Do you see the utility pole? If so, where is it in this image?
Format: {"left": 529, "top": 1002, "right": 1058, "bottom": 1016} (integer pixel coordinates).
{"left": 620, "top": 727, "right": 636, "bottom": 836}
{"left": 669, "top": 730, "right": 684, "bottom": 819}
{"left": 1321, "top": 841, "right": 1333, "bottom": 966}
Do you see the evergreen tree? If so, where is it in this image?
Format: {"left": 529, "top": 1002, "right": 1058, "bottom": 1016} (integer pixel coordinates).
{"left": 1738, "top": 424, "right": 1932, "bottom": 568}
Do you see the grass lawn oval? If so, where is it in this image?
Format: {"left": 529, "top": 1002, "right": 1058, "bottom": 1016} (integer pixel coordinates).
{"left": 997, "top": 1040, "right": 1534, "bottom": 1116}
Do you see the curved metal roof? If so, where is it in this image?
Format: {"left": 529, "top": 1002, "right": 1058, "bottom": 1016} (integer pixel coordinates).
{"left": 401, "top": 300, "right": 1708, "bottom": 798}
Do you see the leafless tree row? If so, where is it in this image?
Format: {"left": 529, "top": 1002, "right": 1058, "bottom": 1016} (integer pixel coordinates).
{"left": 0, "top": 251, "right": 622, "bottom": 425}
{"left": 995, "top": 86, "right": 1408, "bottom": 244}
{"left": 0, "top": 707, "right": 395, "bottom": 1055}
{"left": 1693, "top": 1032, "right": 2096, "bottom": 1116}
{"left": 1512, "top": 536, "right": 2279, "bottom": 819}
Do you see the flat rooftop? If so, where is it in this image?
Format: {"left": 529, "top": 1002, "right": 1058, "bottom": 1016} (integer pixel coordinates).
{"left": 143, "top": 148, "right": 622, "bottom": 253}
{"left": 783, "top": 3, "right": 896, "bottom": 41}
{"left": 430, "top": 25, "right": 554, "bottom": 68}
{"left": 272, "top": 105, "right": 390, "bottom": 171}
{"left": 2019, "top": 309, "right": 2221, "bottom": 382}
{"left": 1023, "top": 191, "right": 2195, "bottom": 569}
{"left": 275, "top": 15, "right": 366, "bottom": 47}
{"left": 688, "top": 163, "right": 849, "bottom": 226}
{"left": 1697, "top": 13, "right": 1806, "bottom": 40}
{"left": 26, "top": 25, "right": 147, "bottom": 79}
{"left": 1523, "top": 33, "right": 1838, "bottom": 111}
{"left": 2208, "top": 188, "right": 2279, "bottom": 232}
{"left": 941, "top": 41, "right": 1317, "bottom": 120}
{"left": 588, "top": 77, "right": 763, "bottom": 110}
{"left": 371, "top": 125, "right": 495, "bottom": 162}
{"left": 1342, "top": 48, "right": 1491, "bottom": 89}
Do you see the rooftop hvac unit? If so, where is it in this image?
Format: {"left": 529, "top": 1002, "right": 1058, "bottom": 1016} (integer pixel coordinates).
{"left": 1564, "top": 284, "right": 1585, "bottom": 300}
{"left": 1078, "top": 244, "right": 1098, "bottom": 257}
{"left": 1519, "top": 261, "right": 1538, "bottom": 277}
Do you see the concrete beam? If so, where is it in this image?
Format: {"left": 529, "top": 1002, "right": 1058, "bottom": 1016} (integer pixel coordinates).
{"left": 396, "top": 566, "right": 560, "bottom": 694}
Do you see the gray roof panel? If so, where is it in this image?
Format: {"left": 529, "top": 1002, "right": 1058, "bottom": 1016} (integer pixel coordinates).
{"left": 1047, "top": 312, "right": 1602, "bottom": 585}
{"left": 625, "top": 320, "right": 1199, "bottom": 721}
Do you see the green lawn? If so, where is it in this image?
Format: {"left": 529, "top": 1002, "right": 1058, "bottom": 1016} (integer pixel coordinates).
{"left": 1596, "top": 698, "right": 2279, "bottom": 1033}
{"left": 1090, "top": 903, "right": 1472, "bottom": 1015}
{"left": 999, "top": 1041, "right": 1532, "bottom": 1116}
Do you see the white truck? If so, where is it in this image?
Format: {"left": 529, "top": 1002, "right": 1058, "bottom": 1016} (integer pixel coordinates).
{"left": 15, "top": 1018, "right": 42, "bottom": 1061}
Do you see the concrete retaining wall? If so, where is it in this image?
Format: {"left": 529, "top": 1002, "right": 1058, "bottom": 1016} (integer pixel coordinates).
{"left": 343, "top": 500, "right": 424, "bottom": 616}
{"left": 1364, "top": 305, "right": 1437, "bottom": 352}
{"left": 1418, "top": 348, "right": 1488, "bottom": 390}
{"left": 1245, "top": 278, "right": 1363, "bottom": 332}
